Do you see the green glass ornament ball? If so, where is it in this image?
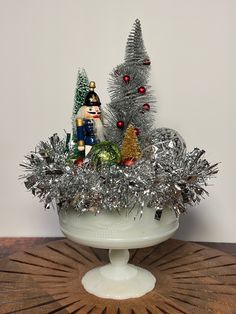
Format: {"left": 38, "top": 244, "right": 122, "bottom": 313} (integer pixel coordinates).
{"left": 90, "top": 141, "right": 121, "bottom": 166}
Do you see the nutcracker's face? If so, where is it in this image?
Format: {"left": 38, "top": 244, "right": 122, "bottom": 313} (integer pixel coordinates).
{"left": 84, "top": 105, "right": 101, "bottom": 119}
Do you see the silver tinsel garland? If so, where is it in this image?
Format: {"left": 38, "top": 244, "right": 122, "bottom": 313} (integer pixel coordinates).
{"left": 20, "top": 131, "right": 218, "bottom": 220}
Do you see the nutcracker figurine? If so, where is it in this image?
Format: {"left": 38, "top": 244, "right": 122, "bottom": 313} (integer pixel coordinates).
{"left": 76, "top": 81, "right": 105, "bottom": 156}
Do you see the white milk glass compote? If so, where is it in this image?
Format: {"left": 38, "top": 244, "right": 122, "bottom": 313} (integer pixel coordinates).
{"left": 59, "top": 207, "right": 179, "bottom": 300}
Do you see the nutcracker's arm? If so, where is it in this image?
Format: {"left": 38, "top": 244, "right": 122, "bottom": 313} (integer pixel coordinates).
{"left": 76, "top": 118, "right": 85, "bottom": 150}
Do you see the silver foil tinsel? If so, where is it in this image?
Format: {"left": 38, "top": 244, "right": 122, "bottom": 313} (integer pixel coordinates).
{"left": 20, "top": 129, "right": 218, "bottom": 220}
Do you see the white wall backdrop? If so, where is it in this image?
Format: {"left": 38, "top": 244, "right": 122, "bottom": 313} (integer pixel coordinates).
{"left": 0, "top": 0, "right": 235, "bottom": 241}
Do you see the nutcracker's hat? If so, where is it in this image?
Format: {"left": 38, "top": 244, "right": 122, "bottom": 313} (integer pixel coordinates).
{"left": 84, "top": 81, "right": 101, "bottom": 106}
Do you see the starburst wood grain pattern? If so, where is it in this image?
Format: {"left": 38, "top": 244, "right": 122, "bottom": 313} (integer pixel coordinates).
{"left": 0, "top": 239, "right": 236, "bottom": 313}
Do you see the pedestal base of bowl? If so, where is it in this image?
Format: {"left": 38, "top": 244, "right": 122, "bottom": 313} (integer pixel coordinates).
{"left": 59, "top": 208, "right": 179, "bottom": 299}
{"left": 82, "top": 249, "right": 155, "bottom": 299}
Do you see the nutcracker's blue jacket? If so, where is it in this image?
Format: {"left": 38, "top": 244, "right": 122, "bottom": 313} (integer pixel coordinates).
{"left": 77, "top": 119, "right": 97, "bottom": 146}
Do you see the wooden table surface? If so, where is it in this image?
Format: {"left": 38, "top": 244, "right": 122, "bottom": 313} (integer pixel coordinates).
{"left": 0, "top": 238, "right": 236, "bottom": 314}
{"left": 1, "top": 238, "right": 236, "bottom": 260}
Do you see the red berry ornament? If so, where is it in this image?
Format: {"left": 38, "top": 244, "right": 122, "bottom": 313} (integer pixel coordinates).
{"left": 123, "top": 75, "right": 130, "bottom": 83}
{"left": 143, "top": 103, "right": 150, "bottom": 111}
{"left": 74, "top": 157, "right": 84, "bottom": 167}
{"left": 134, "top": 127, "right": 140, "bottom": 136}
{"left": 138, "top": 86, "right": 146, "bottom": 94}
{"left": 117, "top": 120, "right": 124, "bottom": 129}
{"left": 123, "top": 158, "right": 136, "bottom": 167}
